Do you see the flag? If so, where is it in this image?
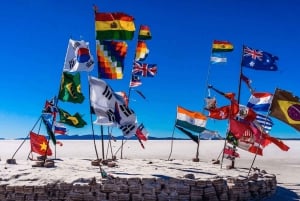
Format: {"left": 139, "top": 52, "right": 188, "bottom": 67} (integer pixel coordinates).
{"left": 255, "top": 113, "right": 273, "bottom": 133}
{"left": 43, "top": 98, "right": 58, "bottom": 118}
{"left": 200, "top": 129, "right": 221, "bottom": 139}
{"left": 237, "top": 104, "right": 257, "bottom": 122}
{"left": 89, "top": 76, "right": 137, "bottom": 128}
{"left": 204, "top": 97, "right": 217, "bottom": 110}
{"left": 251, "top": 121, "right": 289, "bottom": 151}
{"left": 212, "top": 40, "right": 234, "bottom": 52}
{"left": 97, "top": 40, "right": 128, "bottom": 79}
{"left": 120, "top": 123, "right": 138, "bottom": 139}
{"left": 136, "top": 123, "right": 148, "bottom": 141}
{"left": 207, "top": 105, "right": 230, "bottom": 120}
{"left": 89, "top": 76, "right": 120, "bottom": 126}
{"left": 41, "top": 113, "right": 56, "bottom": 144}
{"left": 58, "top": 72, "right": 84, "bottom": 104}
{"left": 270, "top": 88, "right": 300, "bottom": 131}
{"left": 63, "top": 39, "right": 94, "bottom": 72}
{"left": 135, "top": 90, "right": 146, "bottom": 100}
{"left": 241, "top": 73, "right": 254, "bottom": 93}
{"left": 56, "top": 141, "right": 63, "bottom": 146}
{"left": 223, "top": 146, "right": 239, "bottom": 160}
{"left": 175, "top": 125, "right": 199, "bottom": 144}
{"left": 95, "top": 12, "right": 135, "bottom": 40}
{"left": 176, "top": 106, "right": 207, "bottom": 133}
{"left": 241, "top": 46, "right": 278, "bottom": 71}
{"left": 30, "top": 132, "right": 52, "bottom": 156}
{"left": 228, "top": 119, "right": 264, "bottom": 155}
{"left": 247, "top": 92, "right": 273, "bottom": 112}
{"left": 114, "top": 91, "right": 129, "bottom": 107}
{"left": 58, "top": 108, "right": 87, "bottom": 128}
{"left": 129, "top": 75, "right": 142, "bottom": 88}
{"left": 132, "top": 61, "right": 157, "bottom": 77}
{"left": 210, "top": 53, "right": 227, "bottom": 64}
{"left": 54, "top": 122, "right": 67, "bottom": 135}
{"left": 228, "top": 118, "right": 289, "bottom": 155}
{"left": 138, "top": 25, "right": 152, "bottom": 40}
{"left": 135, "top": 41, "right": 149, "bottom": 61}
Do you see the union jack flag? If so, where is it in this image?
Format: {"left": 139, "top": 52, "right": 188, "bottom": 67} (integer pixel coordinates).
{"left": 132, "top": 61, "right": 157, "bottom": 77}
{"left": 241, "top": 45, "right": 278, "bottom": 71}
{"left": 243, "top": 46, "right": 263, "bottom": 60}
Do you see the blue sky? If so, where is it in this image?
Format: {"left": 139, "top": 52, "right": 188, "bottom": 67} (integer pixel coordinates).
{"left": 0, "top": 0, "right": 299, "bottom": 139}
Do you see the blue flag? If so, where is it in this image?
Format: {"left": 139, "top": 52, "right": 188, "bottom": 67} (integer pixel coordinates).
{"left": 241, "top": 46, "right": 278, "bottom": 71}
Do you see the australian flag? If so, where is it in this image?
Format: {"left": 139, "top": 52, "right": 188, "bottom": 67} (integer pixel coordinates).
{"left": 241, "top": 46, "right": 278, "bottom": 71}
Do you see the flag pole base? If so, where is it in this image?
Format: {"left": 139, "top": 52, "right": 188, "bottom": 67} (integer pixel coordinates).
{"left": 6, "top": 159, "right": 16, "bottom": 164}
{"left": 192, "top": 158, "right": 200, "bottom": 162}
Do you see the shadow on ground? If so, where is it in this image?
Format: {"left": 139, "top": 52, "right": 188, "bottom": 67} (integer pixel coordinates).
{"left": 264, "top": 186, "right": 300, "bottom": 201}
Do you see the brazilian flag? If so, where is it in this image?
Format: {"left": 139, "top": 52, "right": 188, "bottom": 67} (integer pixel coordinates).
{"left": 58, "top": 72, "right": 84, "bottom": 103}
{"left": 58, "top": 108, "right": 87, "bottom": 128}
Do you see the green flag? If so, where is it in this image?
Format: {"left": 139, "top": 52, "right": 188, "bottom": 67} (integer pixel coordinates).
{"left": 58, "top": 108, "right": 87, "bottom": 128}
{"left": 58, "top": 72, "right": 84, "bottom": 103}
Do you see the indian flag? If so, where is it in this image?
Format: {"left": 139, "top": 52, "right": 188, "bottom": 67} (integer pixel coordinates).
{"left": 212, "top": 40, "right": 234, "bottom": 52}
{"left": 95, "top": 12, "right": 135, "bottom": 40}
{"left": 176, "top": 106, "right": 207, "bottom": 133}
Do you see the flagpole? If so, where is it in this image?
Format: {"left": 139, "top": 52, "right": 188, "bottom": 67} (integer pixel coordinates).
{"left": 9, "top": 116, "right": 42, "bottom": 162}
{"left": 247, "top": 92, "right": 275, "bottom": 175}
{"left": 194, "top": 133, "right": 200, "bottom": 162}
{"left": 202, "top": 40, "right": 214, "bottom": 113}
{"left": 167, "top": 124, "right": 176, "bottom": 161}
{"left": 229, "top": 45, "right": 245, "bottom": 169}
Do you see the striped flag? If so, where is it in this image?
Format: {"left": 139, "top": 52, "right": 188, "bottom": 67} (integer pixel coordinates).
{"left": 138, "top": 25, "right": 152, "bottom": 40}
{"left": 176, "top": 106, "right": 207, "bottom": 133}
{"left": 212, "top": 40, "right": 234, "bottom": 52}
{"left": 255, "top": 113, "right": 274, "bottom": 133}
{"left": 129, "top": 75, "right": 142, "bottom": 88}
{"left": 95, "top": 12, "right": 135, "bottom": 40}
{"left": 135, "top": 41, "right": 149, "bottom": 61}
{"left": 210, "top": 53, "right": 227, "bottom": 64}
{"left": 54, "top": 122, "right": 67, "bottom": 135}
{"left": 247, "top": 92, "right": 273, "bottom": 112}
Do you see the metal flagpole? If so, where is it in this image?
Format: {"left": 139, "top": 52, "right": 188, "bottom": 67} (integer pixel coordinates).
{"left": 230, "top": 44, "right": 245, "bottom": 169}
{"left": 8, "top": 115, "right": 42, "bottom": 162}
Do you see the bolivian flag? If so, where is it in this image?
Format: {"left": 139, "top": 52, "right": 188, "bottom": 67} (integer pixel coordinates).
{"left": 212, "top": 40, "right": 234, "bottom": 52}
{"left": 138, "top": 25, "right": 152, "bottom": 40}
{"left": 95, "top": 12, "right": 135, "bottom": 40}
{"left": 176, "top": 106, "right": 207, "bottom": 133}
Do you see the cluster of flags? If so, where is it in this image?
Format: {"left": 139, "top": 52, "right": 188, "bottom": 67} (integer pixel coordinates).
{"left": 130, "top": 25, "right": 158, "bottom": 88}
{"left": 95, "top": 11, "right": 134, "bottom": 79}
{"left": 210, "top": 40, "right": 234, "bottom": 64}
{"left": 204, "top": 41, "right": 298, "bottom": 161}
{"left": 30, "top": 7, "right": 155, "bottom": 156}
{"left": 205, "top": 84, "right": 290, "bottom": 158}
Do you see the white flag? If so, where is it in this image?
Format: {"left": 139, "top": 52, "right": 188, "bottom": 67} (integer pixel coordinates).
{"left": 63, "top": 39, "right": 94, "bottom": 72}
{"left": 89, "top": 76, "right": 137, "bottom": 132}
{"left": 210, "top": 53, "right": 227, "bottom": 64}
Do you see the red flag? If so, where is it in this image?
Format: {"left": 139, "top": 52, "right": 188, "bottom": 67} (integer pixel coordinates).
{"left": 136, "top": 123, "right": 148, "bottom": 141}
{"left": 208, "top": 106, "right": 230, "bottom": 120}
{"left": 224, "top": 146, "right": 240, "bottom": 159}
{"left": 30, "top": 132, "right": 52, "bottom": 156}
